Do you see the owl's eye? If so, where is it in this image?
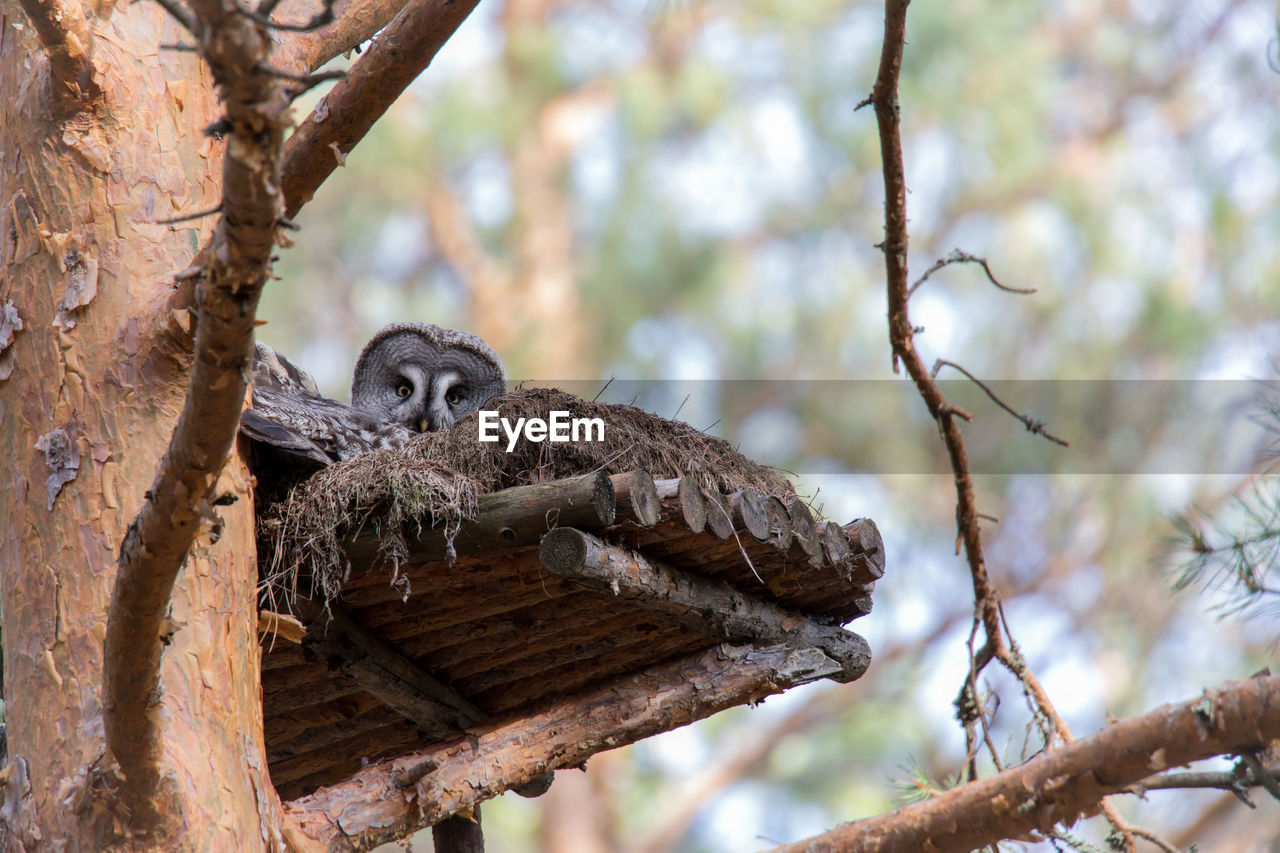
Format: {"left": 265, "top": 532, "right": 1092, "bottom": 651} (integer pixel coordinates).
{"left": 396, "top": 383, "right": 413, "bottom": 398}
{"left": 444, "top": 388, "right": 463, "bottom": 405}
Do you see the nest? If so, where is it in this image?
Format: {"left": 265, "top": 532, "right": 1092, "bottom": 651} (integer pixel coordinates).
{"left": 260, "top": 387, "right": 796, "bottom": 605}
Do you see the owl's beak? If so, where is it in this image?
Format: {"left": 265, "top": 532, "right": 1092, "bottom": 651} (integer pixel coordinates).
{"left": 419, "top": 418, "right": 432, "bottom": 432}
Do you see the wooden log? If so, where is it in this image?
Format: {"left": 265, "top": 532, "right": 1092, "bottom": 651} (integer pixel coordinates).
{"left": 610, "top": 470, "right": 660, "bottom": 527}
{"left": 295, "top": 599, "right": 485, "bottom": 739}
{"left": 761, "top": 495, "right": 793, "bottom": 551}
{"left": 703, "top": 484, "right": 734, "bottom": 540}
{"left": 822, "top": 520, "right": 884, "bottom": 586}
{"left": 844, "top": 517, "right": 886, "bottom": 580}
{"left": 433, "top": 809, "right": 485, "bottom": 853}
{"left": 342, "top": 471, "right": 616, "bottom": 570}
{"left": 651, "top": 476, "right": 708, "bottom": 534}
{"left": 606, "top": 476, "right": 710, "bottom": 555}
{"left": 727, "top": 489, "right": 770, "bottom": 541}
{"left": 540, "top": 528, "right": 870, "bottom": 683}
{"left": 785, "top": 498, "right": 824, "bottom": 567}
{"left": 281, "top": 642, "right": 848, "bottom": 851}
{"left": 268, "top": 628, "right": 709, "bottom": 786}
{"left": 293, "top": 598, "right": 554, "bottom": 799}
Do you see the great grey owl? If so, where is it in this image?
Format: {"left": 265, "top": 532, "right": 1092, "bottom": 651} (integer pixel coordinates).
{"left": 240, "top": 323, "right": 506, "bottom": 468}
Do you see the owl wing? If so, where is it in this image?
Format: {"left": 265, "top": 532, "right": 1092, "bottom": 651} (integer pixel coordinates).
{"left": 241, "top": 343, "right": 412, "bottom": 469}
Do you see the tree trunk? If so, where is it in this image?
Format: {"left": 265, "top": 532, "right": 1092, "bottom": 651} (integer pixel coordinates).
{"left": 0, "top": 5, "right": 280, "bottom": 848}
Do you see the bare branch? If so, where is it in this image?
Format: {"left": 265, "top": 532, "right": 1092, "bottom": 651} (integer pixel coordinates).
{"left": 272, "top": 0, "right": 411, "bottom": 74}
{"left": 16, "top": 0, "right": 99, "bottom": 113}
{"left": 103, "top": 0, "right": 290, "bottom": 827}
{"left": 866, "top": 1, "right": 1140, "bottom": 846}
{"left": 769, "top": 674, "right": 1280, "bottom": 853}
{"left": 281, "top": 0, "right": 482, "bottom": 217}
{"left": 281, "top": 642, "right": 847, "bottom": 851}
{"left": 1129, "top": 761, "right": 1280, "bottom": 805}
{"left": 931, "top": 359, "right": 1070, "bottom": 447}
{"left": 908, "top": 249, "right": 1036, "bottom": 298}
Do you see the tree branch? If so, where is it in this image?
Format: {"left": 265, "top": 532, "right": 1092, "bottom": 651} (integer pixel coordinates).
{"left": 769, "top": 674, "right": 1280, "bottom": 853}
{"left": 272, "top": 0, "right": 411, "bottom": 74}
{"left": 16, "top": 0, "right": 99, "bottom": 114}
{"left": 281, "top": 0, "right": 481, "bottom": 218}
{"left": 868, "top": 1, "right": 1146, "bottom": 846}
{"left": 281, "top": 642, "right": 846, "bottom": 852}
{"left": 103, "top": 0, "right": 290, "bottom": 826}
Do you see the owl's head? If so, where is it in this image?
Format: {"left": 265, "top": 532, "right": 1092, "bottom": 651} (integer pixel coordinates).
{"left": 351, "top": 323, "right": 506, "bottom": 432}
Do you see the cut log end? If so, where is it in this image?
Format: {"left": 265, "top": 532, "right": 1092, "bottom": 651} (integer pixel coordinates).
{"left": 761, "top": 495, "right": 792, "bottom": 551}
{"left": 703, "top": 485, "right": 733, "bottom": 540}
{"left": 844, "top": 518, "right": 886, "bottom": 580}
{"left": 728, "top": 489, "right": 770, "bottom": 541}
{"left": 540, "top": 527, "right": 589, "bottom": 577}
{"left": 676, "top": 476, "right": 707, "bottom": 533}
{"left": 611, "top": 470, "right": 660, "bottom": 527}
{"left": 786, "top": 499, "right": 823, "bottom": 567}
{"left": 588, "top": 470, "right": 618, "bottom": 527}
{"left": 823, "top": 520, "right": 884, "bottom": 585}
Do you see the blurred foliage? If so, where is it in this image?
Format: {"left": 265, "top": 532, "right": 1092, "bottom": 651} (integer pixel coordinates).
{"left": 266, "top": 0, "right": 1280, "bottom": 850}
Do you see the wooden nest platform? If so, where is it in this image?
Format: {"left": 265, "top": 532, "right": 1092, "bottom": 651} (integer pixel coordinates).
{"left": 259, "top": 468, "right": 884, "bottom": 810}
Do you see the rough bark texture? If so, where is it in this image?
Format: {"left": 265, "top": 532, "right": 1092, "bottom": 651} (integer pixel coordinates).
{"left": 770, "top": 674, "right": 1280, "bottom": 853}
{"left": 102, "top": 0, "right": 295, "bottom": 827}
{"left": 0, "top": 2, "right": 279, "bottom": 847}
{"left": 280, "top": 642, "right": 844, "bottom": 851}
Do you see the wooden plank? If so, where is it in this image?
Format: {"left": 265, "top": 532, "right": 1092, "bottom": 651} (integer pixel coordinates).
{"left": 540, "top": 528, "right": 870, "bottom": 683}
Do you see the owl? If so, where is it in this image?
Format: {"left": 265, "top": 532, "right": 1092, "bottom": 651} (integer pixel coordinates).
{"left": 240, "top": 323, "right": 506, "bottom": 469}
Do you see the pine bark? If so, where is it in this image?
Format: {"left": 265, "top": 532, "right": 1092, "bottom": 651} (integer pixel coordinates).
{"left": 0, "top": 6, "right": 279, "bottom": 848}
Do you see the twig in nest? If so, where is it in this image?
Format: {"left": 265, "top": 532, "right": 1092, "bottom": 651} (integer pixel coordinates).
{"left": 931, "top": 359, "right": 1070, "bottom": 447}
{"left": 909, "top": 249, "right": 1036, "bottom": 298}
{"left": 591, "top": 376, "right": 615, "bottom": 403}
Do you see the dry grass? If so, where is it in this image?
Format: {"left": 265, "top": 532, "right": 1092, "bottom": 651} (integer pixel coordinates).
{"left": 259, "top": 388, "right": 795, "bottom": 606}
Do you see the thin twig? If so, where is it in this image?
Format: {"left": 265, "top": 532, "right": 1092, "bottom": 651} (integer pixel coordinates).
{"left": 156, "top": 204, "right": 223, "bottom": 225}
{"left": 237, "top": 0, "right": 338, "bottom": 32}
{"left": 591, "top": 376, "right": 615, "bottom": 403}
{"left": 1239, "top": 750, "right": 1280, "bottom": 803}
{"left": 152, "top": 0, "right": 197, "bottom": 32}
{"left": 931, "top": 359, "right": 1070, "bottom": 447}
{"left": 908, "top": 249, "right": 1036, "bottom": 298}
{"left": 254, "top": 62, "right": 347, "bottom": 89}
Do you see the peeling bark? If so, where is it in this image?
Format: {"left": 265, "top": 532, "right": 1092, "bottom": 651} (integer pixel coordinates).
{"left": 1, "top": 2, "right": 280, "bottom": 848}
